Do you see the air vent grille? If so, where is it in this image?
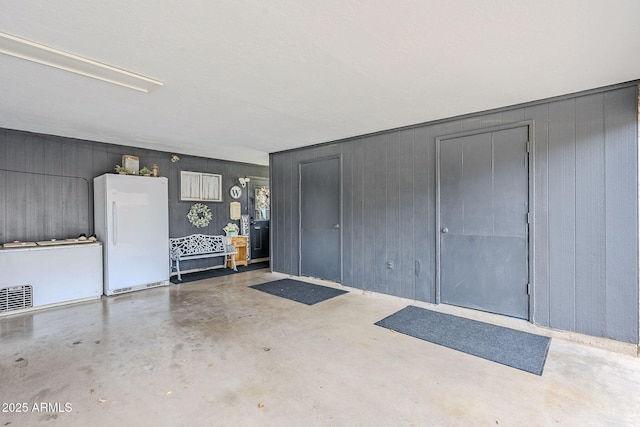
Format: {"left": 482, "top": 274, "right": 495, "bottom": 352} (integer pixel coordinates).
{"left": 0, "top": 285, "right": 33, "bottom": 312}
{"left": 113, "top": 287, "right": 132, "bottom": 294}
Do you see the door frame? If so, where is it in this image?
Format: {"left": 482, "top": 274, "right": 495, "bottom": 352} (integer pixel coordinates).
{"left": 435, "top": 121, "right": 535, "bottom": 320}
{"left": 298, "top": 154, "right": 343, "bottom": 283}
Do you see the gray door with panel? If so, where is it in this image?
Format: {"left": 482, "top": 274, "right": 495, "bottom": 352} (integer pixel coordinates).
{"left": 438, "top": 126, "right": 530, "bottom": 319}
{"left": 300, "top": 157, "right": 341, "bottom": 282}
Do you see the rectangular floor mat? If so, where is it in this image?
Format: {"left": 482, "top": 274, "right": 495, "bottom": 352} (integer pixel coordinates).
{"left": 375, "top": 305, "right": 551, "bottom": 375}
{"left": 170, "top": 261, "right": 269, "bottom": 284}
{"left": 250, "top": 279, "right": 348, "bottom": 305}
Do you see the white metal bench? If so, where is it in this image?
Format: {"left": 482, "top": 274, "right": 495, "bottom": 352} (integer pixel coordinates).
{"left": 169, "top": 234, "right": 237, "bottom": 281}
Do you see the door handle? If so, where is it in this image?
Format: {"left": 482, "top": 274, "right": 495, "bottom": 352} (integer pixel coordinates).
{"left": 441, "top": 227, "right": 448, "bottom": 234}
{"left": 333, "top": 224, "right": 340, "bottom": 229}
{"left": 112, "top": 201, "right": 118, "bottom": 245}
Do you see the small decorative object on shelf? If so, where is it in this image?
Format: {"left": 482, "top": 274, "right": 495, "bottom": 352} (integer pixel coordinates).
{"left": 223, "top": 222, "right": 239, "bottom": 237}
{"left": 240, "top": 214, "right": 250, "bottom": 236}
{"left": 187, "top": 203, "right": 212, "bottom": 228}
{"left": 139, "top": 166, "right": 152, "bottom": 176}
{"left": 122, "top": 155, "right": 140, "bottom": 174}
{"left": 114, "top": 165, "right": 131, "bottom": 174}
{"left": 152, "top": 164, "right": 159, "bottom": 177}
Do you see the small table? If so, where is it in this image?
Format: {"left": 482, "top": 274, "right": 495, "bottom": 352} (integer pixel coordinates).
{"left": 227, "top": 236, "right": 248, "bottom": 268}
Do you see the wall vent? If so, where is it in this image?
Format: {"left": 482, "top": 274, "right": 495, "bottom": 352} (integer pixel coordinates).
{"left": 146, "top": 282, "right": 163, "bottom": 288}
{"left": 0, "top": 285, "right": 33, "bottom": 312}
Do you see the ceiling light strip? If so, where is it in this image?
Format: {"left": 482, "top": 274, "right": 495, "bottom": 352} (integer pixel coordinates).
{"left": 0, "top": 32, "right": 163, "bottom": 93}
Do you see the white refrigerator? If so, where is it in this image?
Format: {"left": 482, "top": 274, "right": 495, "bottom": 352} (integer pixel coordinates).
{"left": 94, "top": 174, "right": 170, "bottom": 296}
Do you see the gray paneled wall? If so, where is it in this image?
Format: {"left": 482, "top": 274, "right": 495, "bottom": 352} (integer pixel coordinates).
{"left": 0, "top": 129, "right": 268, "bottom": 272}
{"left": 270, "top": 83, "right": 639, "bottom": 344}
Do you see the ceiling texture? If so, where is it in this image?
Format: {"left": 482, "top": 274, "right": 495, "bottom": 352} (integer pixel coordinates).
{"left": 1, "top": 1, "right": 639, "bottom": 166}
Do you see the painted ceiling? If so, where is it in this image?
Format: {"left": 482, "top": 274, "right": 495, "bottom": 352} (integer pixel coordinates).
{"left": 1, "top": 1, "right": 638, "bottom": 165}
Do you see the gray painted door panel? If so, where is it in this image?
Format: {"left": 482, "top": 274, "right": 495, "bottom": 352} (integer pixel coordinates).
{"left": 300, "top": 158, "right": 341, "bottom": 282}
{"left": 440, "top": 126, "right": 529, "bottom": 318}
{"left": 441, "top": 235, "right": 528, "bottom": 318}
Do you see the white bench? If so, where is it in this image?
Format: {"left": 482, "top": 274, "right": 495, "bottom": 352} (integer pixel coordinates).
{"left": 169, "top": 234, "right": 237, "bottom": 281}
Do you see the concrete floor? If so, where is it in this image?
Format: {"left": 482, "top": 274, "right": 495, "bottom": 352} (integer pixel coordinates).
{"left": 1, "top": 270, "right": 640, "bottom": 426}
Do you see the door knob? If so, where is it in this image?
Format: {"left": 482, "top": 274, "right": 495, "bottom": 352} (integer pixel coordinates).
{"left": 441, "top": 227, "right": 448, "bottom": 233}
{"left": 333, "top": 224, "right": 340, "bottom": 229}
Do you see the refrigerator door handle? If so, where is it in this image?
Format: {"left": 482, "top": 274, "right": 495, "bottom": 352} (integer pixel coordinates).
{"left": 112, "top": 201, "right": 117, "bottom": 245}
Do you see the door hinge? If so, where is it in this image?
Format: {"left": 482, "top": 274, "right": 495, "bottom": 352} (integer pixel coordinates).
{"left": 526, "top": 141, "right": 531, "bottom": 153}
{"left": 527, "top": 283, "right": 531, "bottom": 294}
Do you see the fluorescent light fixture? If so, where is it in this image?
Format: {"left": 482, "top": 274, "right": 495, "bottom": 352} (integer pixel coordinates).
{"left": 0, "top": 32, "right": 163, "bottom": 93}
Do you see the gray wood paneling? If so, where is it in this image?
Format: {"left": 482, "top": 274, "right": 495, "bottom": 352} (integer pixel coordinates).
{"left": 412, "top": 127, "right": 431, "bottom": 301}
{"left": 282, "top": 152, "right": 292, "bottom": 274}
{"left": 604, "top": 88, "right": 639, "bottom": 343}
{"left": 272, "top": 154, "right": 286, "bottom": 273}
{"left": 481, "top": 112, "right": 502, "bottom": 128}
{"left": 385, "top": 133, "right": 401, "bottom": 294}
{"left": 373, "top": 135, "right": 388, "bottom": 294}
{"left": 0, "top": 128, "right": 267, "bottom": 275}
{"left": 398, "top": 130, "right": 416, "bottom": 299}
{"left": 575, "top": 93, "right": 606, "bottom": 338}
{"left": 424, "top": 123, "right": 441, "bottom": 303}
{"left": 291, "top": 151, "right": 302, "bottom": 276}
{"left": 267, "top": 154, "right": 278, "bottom": 270}
{"left": 524, "top": 103, "right": 550, "bottom": 326}
{"left": 362, "top": 135, "right": 379, "bottom": 292}
{"left": 269, "top": 83, "right": 639, "bottom": 343}
{"left": 547, "top": 98, "right": 577, "bottom": 332}
{"left": 445, "top": 120, "right": 464, "bottom": 135}
{"left": 6, "top": 135, "right": 28, "bottom": 241}
{"left": 462, "top": 116, "right": 482, "bottom": 131}
{"left": 501, "top": 108, "right": 526, "bottom": 124}
{"left": 351, "top": 140, "right": 365, "bottom": 289}
{"left": 286, "top": 151, "right": 297, "bottom": 275}
{"left": 45, "top": 139, "right": 64, "bottom": 239}
{"left": 342, "top": 142, "right": 353, "bottom": 286}
{"left": 25, "top": 173, "right": 42, "bottom": 242}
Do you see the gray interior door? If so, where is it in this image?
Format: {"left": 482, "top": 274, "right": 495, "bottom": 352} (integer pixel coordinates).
{"left": 300, "top": 158, "right": 341, "bottom": 282}
{"left": 439, "top": 126, "right": 529, "bottom": 319}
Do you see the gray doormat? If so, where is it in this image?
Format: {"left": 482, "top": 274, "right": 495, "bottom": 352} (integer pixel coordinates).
{"left": 375, "top": 305, "right": 551, "bottom": 375}
{"left": 170, "top": 261, "right": 269, "bottom": 284}
{"left": 250, "top": 279, "right": 348, "bottom": 305}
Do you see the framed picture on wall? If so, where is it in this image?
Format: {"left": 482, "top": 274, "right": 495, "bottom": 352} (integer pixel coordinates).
{"left": 180, "top": 171, "right": 222, "bottom": 202}
{"left": 180, "top": 171, "right": 201, "bottom": 201}
{"left": 201, "top": 173, "right": 222, "bottom": 202}
{"left": 122, "top": 155, "right": 139, "bottom": 174}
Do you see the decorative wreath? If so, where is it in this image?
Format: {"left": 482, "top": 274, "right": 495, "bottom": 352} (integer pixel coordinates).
{"left": 187, "top": 203, "right": 212, "bottom": 228}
